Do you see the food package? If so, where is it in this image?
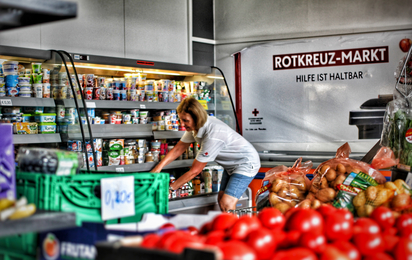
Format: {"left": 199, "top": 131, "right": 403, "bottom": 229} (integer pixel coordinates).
{"left": 0, "top": 124, "right": 15, "bottom": 200}
{"left": 332, "top": 184, "right": 362, "bottom": 214}
{"left": 308, "top": 143, "right": 388, "bottom": 204}
{"left": 13, "top": 122, "right": 38, "bottom": 134}
{"left": 255, "top": 158, "right": 311, "bottom": 213}
{"left": 17, "top": 147, "right": 83, "bottom": 175}
{"left": 103, "top": 139, "right": 124, "bottom": 151}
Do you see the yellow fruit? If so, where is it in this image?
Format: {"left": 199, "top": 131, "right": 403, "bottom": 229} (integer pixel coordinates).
{"left": 0, "top": 199, "right": 14, "bottom": 211}
{"left": 8, "top": 204, "right": 36, "bottom": 220}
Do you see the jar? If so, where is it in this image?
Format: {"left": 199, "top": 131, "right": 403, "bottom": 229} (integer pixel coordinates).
{"left": 125, "top": 156, "right": 135, "bottom": 165}
{"left": 145, "top": 151, "right": 154, "bottom": 162}
{"left": 193, "top": 177, "right": 201, "bottom": 195}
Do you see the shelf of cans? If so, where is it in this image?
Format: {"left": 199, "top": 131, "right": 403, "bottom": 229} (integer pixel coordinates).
{"left": 0, "top": 60, "right": 214, "bottom": 104}
{"left": 66, "top": 137, "right": 202, "bottom": 169}
{"left": 169, "top": 165, "right": 224, "bottom": 200}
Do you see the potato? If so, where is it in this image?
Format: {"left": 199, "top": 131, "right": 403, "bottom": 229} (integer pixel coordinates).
{"left": 394, "top": 179, "right": 411, "bottom": 194}
{"left": 320, "top": 164, "right": 331, "bottom": 175}
{"left": 364, "top": 204, "right": 374, "bottom": 216}
{"left": 357, "top": 205, "right": 367, "bottom": 217}
{"left": 345, "top": 166, "right": 353, "bottom": 174}
{"left": 325, "top": 169, "right": 337, "bottom": 182}
{"left": 391, "top": 193, "right": 411, "bottom": 209}
{"left": 269, "top": 192, "right": 280, "bottom": 206}
{"left": 271, "top": 178, "right": 288, "bottom": 193}
{"left": 353, "top": 191, "right": 366, "bottom": 208}
{"left": 274, "top": 202, "right": 291, "bottom": 214}
{"left": 336, "top": 164, "right": 346, "bottom": 174}
{"left": 332, "top": 174, "right": 346, "bottom": 188}
{"left": 366, "top": 186, "right": 378, "bottom": 201}
{"left": 306, "top": 192, "right": 316, "bottom": 200}
{"left": 277, "top": 187, "right": 289, "bottom": 198}
{"left": 316, "top": 188, "right": 336, "bottom": 203}
{"left": 373, "top": 189, "right": 391, "bottom": 206}
{"left": 291, "top": 177, "right": 307, "bottom": 192}
{"left": 298, "top": 199, "right": 311, "bottom": 209}
{"left": 289, "top": 185, "right": 300, "bottom": 196}
{"left": 282, "top": 196, "right": 297, "bottom": 207}
{"left": 320, "top": 177, "right": 329, "bottom": 189}
{"left": 311, "top": 199, "right": 322, "bottom": 209}
{"left": 310, "top": 185, "right": 320, "bottom": 194}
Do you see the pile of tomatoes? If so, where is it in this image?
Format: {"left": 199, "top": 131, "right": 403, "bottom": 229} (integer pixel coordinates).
{"left": 139, "top": 205, "right": 412, "bottom": 260}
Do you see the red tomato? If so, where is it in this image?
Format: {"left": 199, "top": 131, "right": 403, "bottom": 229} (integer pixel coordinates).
{"left": 277, "top": 230, "right": 300, "bottom": 249}
{"left": 246, "top": 228, "right": 277, "bottom": 260}
{"left": 399, "top": 225, "right": 412, "bottom": 239}
{"left": 316, "top": 204, "right": 337, "bottom": 217}
{"left": 393, "top": 238, "right": 412, "bottom": 260}
{"left": 160, "top": 223, "right": 175, "bottom": 230}
{"left": 363, "top": 252, "right": 394, "bottom": 260}
{"left": 320, "top": 245, "right": 351, "bottom": 260}
{"left": 199, "top": 221, "right": 213, "bottom": 235}
{"left": 382, "top": 234, "right": 399, "bottom": 253}
{"left": 272, "top": 230, "right": 286, "bottom": 244}
{"left": 140, "top": 233, "right": 160, "bottom": 249}
{"left": 284, "top": 207, "right": 301, "bottom": 221}
{"left": 330, "top": 240, "right": 360, "bottom": 260}
{"left": 229, "top": 215, "right": 262, "bottom": 240}
{"left": 395, "top": 213, "right": 412, "bottom": 232}
{"left": 204, "top": 230, "right": 226, "bottom": 246}
{"left": 211, "top": 213, "right": 238, "bottom": 231}
{"left": 156, "top": 230, "right": 186, "bottom": 249}
{"left": 218, "top": 240, "right": 257, "bottom": 260}
{"left": 371, "top": 207, "right": 395, "bottom": 231}
{"left": 353, "top": 218, "right": 381, "bottom": 235}
{"left": 186, "top": 226, "right": 199, "bottom": 236}
{"left": 324, "top": 208, "right": 353, "bottom": 242}
{"left": 166, "top": 235, "right": 204, "bottom": 254}
{"left": 352, "top": 232, "right": 385, "bottom": 256}
{"left": 257, "top": 207, "right": 285, "bottom": 230}
{"left": 271, "top": 247, "right": 317, "bottom": 260}
{"left": 285, "top": 209, "right": 324, "bottom": 235}
{"left": 298, "top": 232, "right": 326, "bottom": 254}
{"left": 383, "top": 227, "right": 398, "bottom": 236}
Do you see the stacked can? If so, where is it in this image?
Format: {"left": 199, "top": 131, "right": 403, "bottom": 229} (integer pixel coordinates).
{"left": 17, "top": 76, "right": 31, "bottom": 98}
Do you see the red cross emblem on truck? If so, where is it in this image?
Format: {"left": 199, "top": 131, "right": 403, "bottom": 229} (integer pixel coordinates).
{"left": 252, "top": 108, "right": 259, "bottom": 116}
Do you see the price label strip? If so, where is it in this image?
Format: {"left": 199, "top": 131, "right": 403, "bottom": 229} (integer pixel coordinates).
{"left": 101, "top": 176, "right": 135, "bottom": 220}
{"left": 1, "top": 99, "right": 12, "bottom": 106}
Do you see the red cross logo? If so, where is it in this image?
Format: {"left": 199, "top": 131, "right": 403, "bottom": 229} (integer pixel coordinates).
{"left": 252, "top": 108, "right": 259, "bottom": 116}
{"left": 205, "top": 152, "right": 208, "bottom": 156}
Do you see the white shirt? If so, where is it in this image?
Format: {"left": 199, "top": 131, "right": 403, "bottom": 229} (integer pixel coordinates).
{"left": 180, "top": 116, "right": 260, "bottom": 177}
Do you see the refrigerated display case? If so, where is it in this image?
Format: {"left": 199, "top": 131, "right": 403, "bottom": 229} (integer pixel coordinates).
{"left": 0, "top": 44, "right": 244, "bottom": 215}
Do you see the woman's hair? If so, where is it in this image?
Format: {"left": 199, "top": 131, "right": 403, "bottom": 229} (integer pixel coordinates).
{"left": 177, "top": 97, "right": 208, "bottom": 131}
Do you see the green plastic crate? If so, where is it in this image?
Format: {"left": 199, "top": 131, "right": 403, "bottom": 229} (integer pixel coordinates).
{"left": 16, "top": 170, "right": 169, "bottom": 225}
{"left": 0, "top": 233, "right": 37, "bottom": 256}
{"left": 0, "top": 248, "right": 36, "bottom": 260}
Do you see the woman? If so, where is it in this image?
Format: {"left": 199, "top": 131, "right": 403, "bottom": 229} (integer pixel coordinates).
{"left": 151, "top": 97, "right": 260, "bottom": 212}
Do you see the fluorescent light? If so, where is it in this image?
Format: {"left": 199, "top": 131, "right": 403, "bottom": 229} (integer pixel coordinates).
{"left": 207, "top": 75, "right": 224, "bottom": 79}
{"left": 66, "top": 65, "right": 180, "bottom": 75}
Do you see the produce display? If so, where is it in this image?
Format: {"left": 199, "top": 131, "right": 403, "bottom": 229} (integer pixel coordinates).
{"left": 120, "top": 206, "right": 412, "bottom": 260}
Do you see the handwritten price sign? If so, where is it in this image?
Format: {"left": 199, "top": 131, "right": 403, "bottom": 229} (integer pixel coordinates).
{"left": 101, "top": 176, "right": 135, "bottom": 220}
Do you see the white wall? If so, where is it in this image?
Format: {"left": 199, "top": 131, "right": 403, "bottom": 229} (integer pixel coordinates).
{"left": 214, "top": 0, "right": 412, "bottom": 107}
{"left": 0, "top": 0, "right": 189, "bottom": 64}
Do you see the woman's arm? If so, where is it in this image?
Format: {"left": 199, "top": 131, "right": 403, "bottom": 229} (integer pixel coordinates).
{"left": 170, "top": 159, "right": 207, "bottom": 190}
{"left": 150, "top": 141, "right": 191, "bottom": 173}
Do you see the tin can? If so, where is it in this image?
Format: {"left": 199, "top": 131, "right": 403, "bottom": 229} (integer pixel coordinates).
{"left": 85, "top": 87, "right": 93, "bottom": 100}
{"left": 120, "top": 90, "right": 127, "bottom": 101}
{"left": 93, "top": 87, "right": 100, "bottom": 100}
{"left": 100, "top": 87, "right": 106, "bottom": 100}
{"left": 106, "top": 87, "right": 113, "bottom": 100}
{"left": 85, "top": 74, "right": 94, "bottom": 88}
{"left": 110, "top": 113, "right": 117, "bottom": 124}
{"left": 129, "top": 89, "right": 137, "bottom": 101}
{"left": 139, "top": 90, "right": 145, "bottom": 102}
{"left": 113, "top": 90, "right": 120, "bottom": 101}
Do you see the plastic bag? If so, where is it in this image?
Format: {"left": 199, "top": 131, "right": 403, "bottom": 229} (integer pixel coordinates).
{"left": 255, "top": 158, "right": 312, "bottom": 213}
{"left": 332, "top": 184, "right": 362, "bottom": 214}
{"left": 353, "top": 185, "right": 396, "bottom": 217}
{"left": 370, "top": 146, "right": 398, "bottom": 169}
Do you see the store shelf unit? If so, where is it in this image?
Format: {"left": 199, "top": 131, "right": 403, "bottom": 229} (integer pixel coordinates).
{"left": 0, "top": 211, "right": 76, "bottom": 238}
{"left": 0, "top": 96, "right": 55, "bottom": 107}
{"left": 13, "top": 134, "right": 61, "bottom": 144}
{"left": 153, "top": 131, "right": 185, "bottom": 139}
{"left": 61, "top": 124, "right": 153, "bottom": 141}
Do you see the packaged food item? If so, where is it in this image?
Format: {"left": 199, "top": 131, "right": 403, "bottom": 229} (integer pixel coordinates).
{"left": 103, "top": 139, "right": 124, "bottom": 150}
{"left": 105, "top": 150, "right": 122, "bottom": 166}
{"left": 18, "top": 147, "right": 83, "bottom": 175}
{"left": 67, "top": 140, "right": 82, "bottom": 152}
{"left": 13, "top": 122, "right": 38, "bottom": 134}
{"left": 34, "top": 113, "right": 56, "bottom": 123}
{"left": 255, "top": 158, "right": 311, "bottom": 213}
{"left": 0, "top": 124, "right": 16, "bottom": 200}
{"left": 332, "top": 184, "right": 362, "bottom": 213}
{"left": 343, "top": 172, "right": 378, "bottom": 190}
{"left": 38, "top": 123, "right": 56, "bottom": 134}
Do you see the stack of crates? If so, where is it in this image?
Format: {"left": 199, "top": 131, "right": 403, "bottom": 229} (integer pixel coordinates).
{"left": 0, "top": 170, "right": 169, "bottom": 260}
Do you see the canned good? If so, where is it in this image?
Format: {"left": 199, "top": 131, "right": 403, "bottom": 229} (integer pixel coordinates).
{"left": 93, "top": 87, "right": 100, "bottom": 100}
{"left": 100, "top": 87, "right": 106, "bottom": 100}
{"left": 110, "top": 113, "right": 117, "bottom": 124}
{"left": 113, "top": 90, "right": 120, "bottom": 101}
{"left": 85, "top": 87, "right": 93, "bottom": 100}
{"left": 106, "top": 87, "right": 113, "bottom": 100}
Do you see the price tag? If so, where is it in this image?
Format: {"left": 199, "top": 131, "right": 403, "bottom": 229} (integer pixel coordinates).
{"left": 1, "top": 99, "right": 12, "bottom": 106}
{"left": 115, "top": 167, "right": 124, "bottom": 172}
{"left": 198, "top": 100, "right": 208, "bottom": 110}
{"left": 86, "top": 102, "right": 96, "bottom": 108}
{"left": 101, "top": 176, "right": 135, "bottom": 220}
{"left": 140, "top": 104, "right": 146, "bottom": 109}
